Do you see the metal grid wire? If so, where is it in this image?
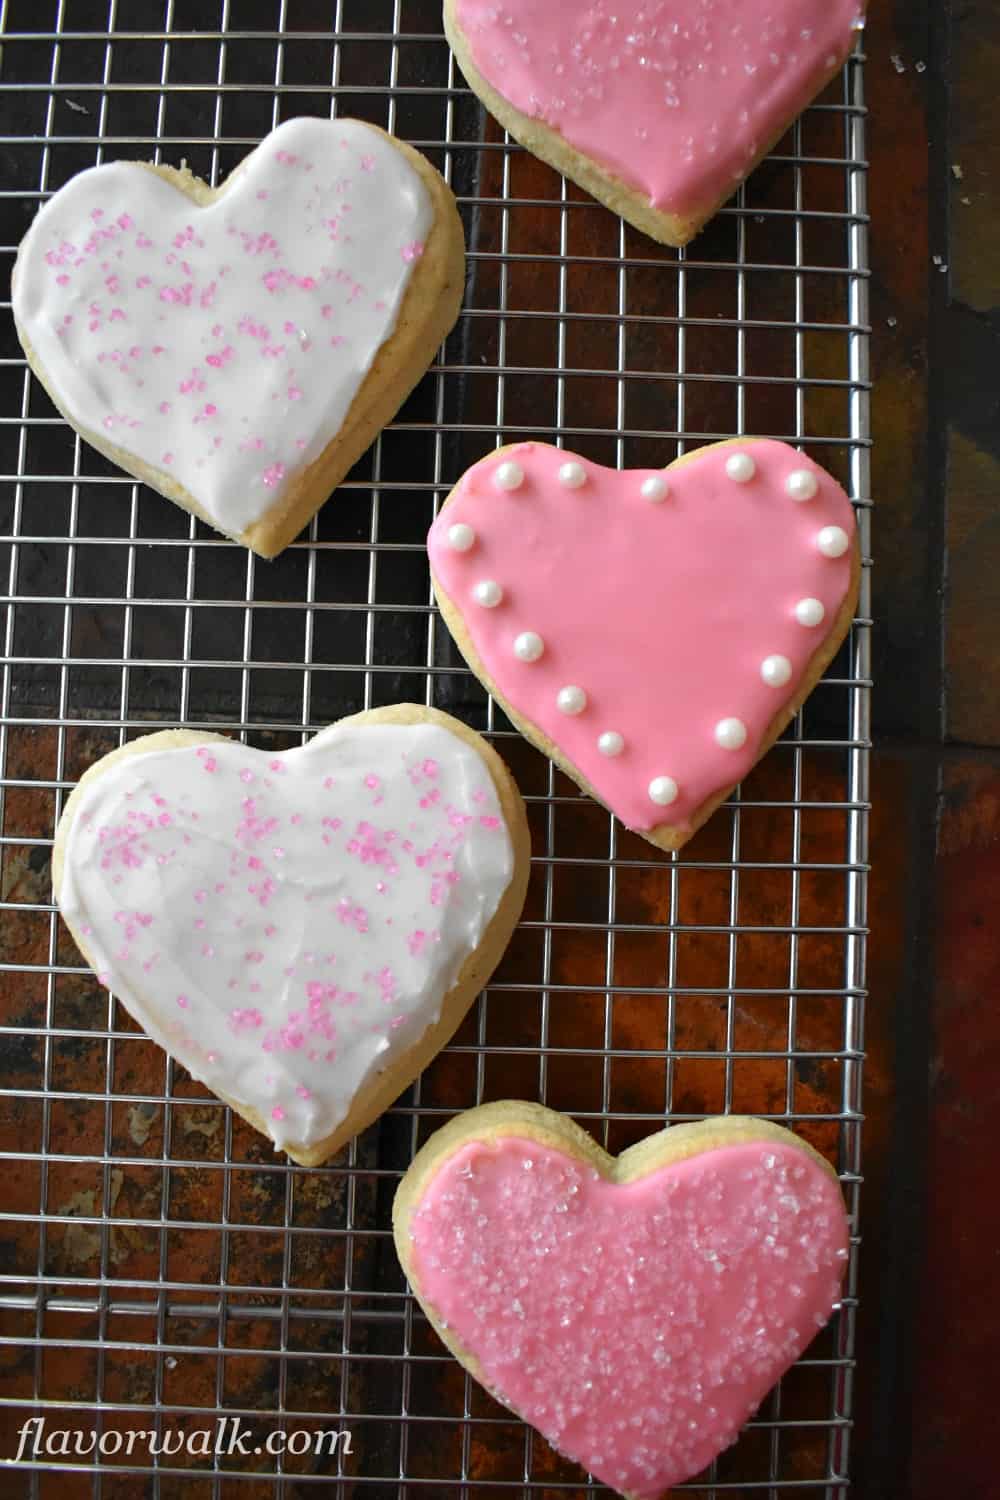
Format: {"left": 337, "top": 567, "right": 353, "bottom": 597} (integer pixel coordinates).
{"left": 0, "top": 1, "right": 870, "bottom": 1495}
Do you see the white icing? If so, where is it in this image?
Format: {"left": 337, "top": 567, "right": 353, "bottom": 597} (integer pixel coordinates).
{"left": 640, "top": 474, "right": 669, "bottom": 502}
{"left": 513, "top": 631, "right": 544, "bottom": 662}
{"left": 817, "top": 525, "right": 849, "bottom": 558}
{"left": 760, "top": 654, "right": 793, "bottom": 687}
{"left": 597, "top": 731, "right": 625, "bottom": 757}
{"left": 447, "top": 523, "right": 476, "bottom": 552}
{"left": 648, "top": 776, "right": 679, "bottom": 806}
{"left": 472, "top": 579, "right": 503, "bottom": 608}
{"left": 786, "top": 469, "right": 818, "bottom": 502}
{"left": 724, "top": 452, "right": 756, "bottom": 483}
{"left": 13, "top": 118, "right": 433, "bottom": 536}
{"left": 714, "top": 717, "right": 748, "bottom": 750}
{"left": 493, "top": 460, "right": 525, "bottom": 491}
{"left": 558, "top": 460, "right": 587, "bottom": 489}
{"left": 795, "top": 597, "right": 826, "bottom": 627}
{"left": 556, "top": 685, "right": 587, "bottom": 715}
{"left": 57, "top": 723, "right": 513, "bottom": 1152}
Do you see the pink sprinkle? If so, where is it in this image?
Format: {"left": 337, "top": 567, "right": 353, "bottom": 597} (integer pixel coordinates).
{"left": 401, "top": 241, "right": 424, "bottom": 263}
{"left": 163, "top": 453, "right": 174, "bottom": 465}
{"left": 296, "top": 1086, "right": 311, "bottom": 1100}
{"left": 230, "top": 1008, "right": 264, "bottom": 1032}
{"left": 158, "top": 401, "right": 171, "bottom": 415}
{"left": 239, "top": 769, "right": 255, "bottom": 784}
{"left": 271, "top": 1106, "right": 285, "bottom": 1123}
{"left": 262, "top": 462, "right": 286, "bottom": 488}
{"left": 176, "top": 995, "right": 189, "bottom": 1009}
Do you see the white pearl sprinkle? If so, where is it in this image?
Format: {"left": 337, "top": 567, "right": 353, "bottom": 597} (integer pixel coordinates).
{"left": 724, "top": 451, "right": 756, "bottom": 483}
{"left": 493, "top": 460, "right": 524, "bottom": 491}
{"left": 640, "top": 474, "right": 670, "bottom": 503}
{"left": 597, "top": 731, "right": 625, "bottom": 757}
{"left": 556, "top": 685, "right": 587, "bottom": 716}
{"left": 714, "top": 717, "right": 748, "bottom": 750}
{"left": 795, "top": 597, "right": 826, "bottom": 627}
{"left": 472, "top": 580, "right": 503, "bottom": 608}
{"left": 446, "top": 522, "right": 476, "bottom": 552}
{"left": 648, "top": 775, "right": 679, "bottom": 807}
{"left": 817, "top": 525, "right": 849, "bottom": 558}
{"left": 785, "top": 469, "right": 818, "bottom": 502}
{"left": 760, "top": 654, "right": 793, "bottom": 687}
{"left": 513, "top": 631, "right": 544, "bottom": 663}
{"left": 558, "top": 460, "right": 587, "bottom": 489}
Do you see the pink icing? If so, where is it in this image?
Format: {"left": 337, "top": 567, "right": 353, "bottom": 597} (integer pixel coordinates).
{"left": 408, "top": 1135, "right": 848, "bottom": 1497}
{"left": 453, "top": 0, "right": 863, "bottom": 216}
{"left": 427, "top": 440, "right": 856, "bottom": 832}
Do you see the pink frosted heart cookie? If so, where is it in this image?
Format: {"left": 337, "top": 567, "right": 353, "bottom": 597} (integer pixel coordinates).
{"left": 52, "top": 706, "right": 529, "bottom": 1166}
{"left": 395, "top": 1102, "right": 849, "bottom": 1499}
{"left": 427, "top": 439, "right": 859, "bottom": 850}
{"left": 445, "top": 0, "right": 865, "bottom": 246}
{"left": 13, "top": 117, "right": 465, "bottom": 557}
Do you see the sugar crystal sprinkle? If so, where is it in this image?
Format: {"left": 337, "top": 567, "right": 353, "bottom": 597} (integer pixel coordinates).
{"left": 410, "top": 1135, "right": 848, "bottom": 1498}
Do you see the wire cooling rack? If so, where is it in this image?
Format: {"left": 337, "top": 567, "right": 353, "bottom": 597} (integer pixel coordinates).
{"left": 0, "top": 2, "right": 870, "bottom": 1495}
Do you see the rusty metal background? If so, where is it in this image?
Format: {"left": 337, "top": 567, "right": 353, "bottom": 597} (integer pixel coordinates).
{"left": 0, "top": 1, "right": 870, "bottom": 1494}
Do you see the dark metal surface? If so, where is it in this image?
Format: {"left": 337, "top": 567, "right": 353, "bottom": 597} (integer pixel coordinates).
{"left": 0, "top": 1, "right": 870, "bottom": 1494}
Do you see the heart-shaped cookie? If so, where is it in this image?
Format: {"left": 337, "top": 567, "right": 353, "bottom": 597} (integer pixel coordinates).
{"left": 395, "top": 1102, "right": 849, "bottom": 1499}
{"left": 445, "top": 0, "right": 865, "bottom": 246}
{"left": 13, "top": 117, "right": 465, "bottom": 557}
{"left": 427, "top": 439, "right": 859, "bottom": 849}
{"left": 52, "top": 706, "right": 529, "bottom": 1166}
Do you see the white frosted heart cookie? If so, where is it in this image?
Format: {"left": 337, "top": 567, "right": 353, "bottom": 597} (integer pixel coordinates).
{"left": 52, "top": 706, "right": 529, "bottom": 1166}
{"left": 427, "top": 439, "right": 860, "bottom": 851}
{"left": 445, "top": 0, "right": 865, "bottom": 247}
{"left": 394, "top": 1102, "right": 850, "bottom": 1499}
{"left": 13, "top": 117, "right": 465, "bottom": 557}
